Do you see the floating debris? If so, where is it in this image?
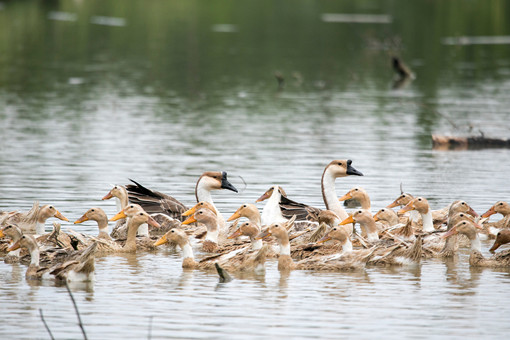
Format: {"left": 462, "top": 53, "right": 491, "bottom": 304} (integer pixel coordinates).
{"left": 211, "top": 24, "right": 238, "bottom": 33}
{"left": 321, "top": 13, "right": 392, "bottom": 24}
{"left": 442, "top": 36, "right": 510, "bottom": 46}
{"left": 432, "top": 134, "right": 510, "bottom": 150}
{"left": 48, "top": 11, "right": 77, "bottom": 22}
{"left": 90, "top": 16, "right": 126, "bottom": 27}
{"left": 68, "top": 77, "right": 85, "bottom": 85}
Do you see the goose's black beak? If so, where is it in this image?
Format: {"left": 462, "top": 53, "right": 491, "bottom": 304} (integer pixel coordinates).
{"left": 346, "top": 160, "right": 363, "bottom": 176}
{"left": 221, "top": 172, "right": 238, "bottom": 193}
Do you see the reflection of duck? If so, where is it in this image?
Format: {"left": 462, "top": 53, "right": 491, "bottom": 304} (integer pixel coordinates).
{"left": 443, "top": 220, "right": 510, "bottom": 267}
{"left": 126, "top": 172, "right": 238, "bottom": 231}
{"left": 4, "top": 202, "right": 69, "bottom": 235}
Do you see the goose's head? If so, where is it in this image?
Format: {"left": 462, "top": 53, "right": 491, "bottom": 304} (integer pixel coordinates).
{"left": 182, "top": 208, "right": 218, "bottom": 226}
{"left": 256, "top": 222, "right": 287, "bottom": 241}
{"left": 325, "top": 159, "right": 363, "bottom": 178}
{"left": 110, "top": 204, "right": 144, "bottom": 221}
{"left": 340, "top": 209, "right": 373, "bottom": 225}
{"left": 338, "top": 187, "right": 368, "bottom": 202}
{"left": 490, "top": 230, "right": 510, "bottom": 253}
{"left": 74, "top": 207, "right": 108, "bottom": 224}
{"left": 256, "top": 185, "right": 287, "bottom": 202}
{"left": 449, "top": 200, "right": 478, "bottom": 217}
{"left": 227, "top": 203, "right": 259, "bottom": 222}
{"left": 197, "top": 171, "right": 238, "bottom": 193}
{"left": 482, "top": 201, "right": 510, "bottom": 218}
{"left": 182, "top": 201, "right": 217, "bottom": 217}
{"left": 154, "top": 228, "right": 188, "bottom": 247}
{"left": 442, "top": 220, "right": 483, "bottom": 239}
{"left": 318, "top": 226, "right": 349, "bottom": 244}
{"left": 39, "top": 205, "right": 69, "bottom": 223}
{"left": 399, "top": 197, "right": 429, "bottom": 215}
{"left": 387, "top": 193, "right": 414, "bottom": 208}
{"left": 7, "top": 234, "right": 38, "bottom": 252}
{"left": 228, "top": 221, "right": 261, "bottom": 239}
{"left": 102, "top": 185, "right": 127, "bottom": 200}
{"left": 0, "top": 224, "right": 22, "bottom": 241}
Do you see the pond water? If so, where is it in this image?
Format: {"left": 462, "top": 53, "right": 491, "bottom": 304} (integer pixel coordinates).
{"left": 1, "top": 0, "right": 510, "bottom": 338}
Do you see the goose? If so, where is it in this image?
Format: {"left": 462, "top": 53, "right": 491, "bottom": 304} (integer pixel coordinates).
{"left": 338, "top": 187, "right": 371, "bottom": 210}
{"left": 154, "top": 228, "right": 268, "bottom": 273}
{"left": 74, "top": 207, "right": 112, "bottom": 241}
{"left": 4, "top": 202, "right": 69, "bottom": 235}
{"left": 442, "top": 220, "right": 510, "bottom": 267}
{"left": 126, "top": 172, "right": 238, "bottom": 229}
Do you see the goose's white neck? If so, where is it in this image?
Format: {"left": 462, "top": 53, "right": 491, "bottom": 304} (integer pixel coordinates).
{"left": 35, "top": 222, "right": 45, "bottom": 235}
{"left": 261, "top": 189, "right": 286, "bottom": 225}
{"left": 181, "top": 242, "right": 194, "bottom": 260}
{"left": 322, "top": 170, "right": 348, "bottom": 220}
{"left": 421, "top": 211, "right": 434, "bottom": 232}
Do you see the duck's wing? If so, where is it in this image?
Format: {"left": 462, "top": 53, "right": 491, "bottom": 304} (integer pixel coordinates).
{"left": 126, "top": 179, "right": 188, "bottom": 221}
{"left": 279, "top": 196, "right": 322, "bottom": 221}
{"left": 492, "top": 248, "right": 510, "bottom": 262}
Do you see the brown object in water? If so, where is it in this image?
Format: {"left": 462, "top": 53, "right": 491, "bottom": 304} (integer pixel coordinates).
{"left": 432, "top": 135, "right": 510, "bottom": 150}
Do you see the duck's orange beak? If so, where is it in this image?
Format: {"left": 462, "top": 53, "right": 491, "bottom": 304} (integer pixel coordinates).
{"left": 256, "top": 190, "right": 271, "bottom": 203}
{"left": 340, "top": 215, "right": 355, "bottom": 225}
{"left": 54, "top": 210, "right": 69, "bottom": 222}
{"left": 228, "top": 228, "right": 243, "bottom": 239}
{"left": 154, "top": 234, "right": 168, "bottom": 247}
{"left": 387, "top": 200, "right": 400, "bottom": 209}
{"left": 74, "top": 213, "right": 89, "bottom": 224}
{"left": 102, "top": 190, "right": 114, "bottom": 200}
{"left": 373, "top": 212, "right": 381, "bottom": 222}
{"left": 182, "top": 206, "right": 197, "bottom": 217}
{"left": 182, "top": 214, "right": 197, "bottom": 225}
{"left": 147, "top": 216, "right": 160, "bottom": 228}
{"left": 467, "top": 206, "right": 479, "bottom": 218}
{"left": 256, "top": 229, "right": 271, "bottom": 240}
{"left": 441, "top": 227, "right": 458, "bottom": 239}
{"left": 110, "top": 210, "right": 127, "bottom": 221}
{"left": 317, "top": 232, "right": 332, "bottom": 244}
{"left": 227, "top": 209, "right": 242, "bottom": 222}
{"left": 489, "top": 240, "right": 501, "bottom": 253}
{"left": 7, "top": 240, "right": 21, "bottom": 252}
{"left": 398, "top": 201, "right": 414, "bottom": 214}
{"left": 481, "top": 206, "right": 496, "bottom": 218}
{"left": 473, "top": 222, "right": 484, "bottom": 230}
{"left": 0, "top": 228, "right": 5, "bottom": 238}
{"left": 338, "top": 192, "right": 353, "bottom": 202}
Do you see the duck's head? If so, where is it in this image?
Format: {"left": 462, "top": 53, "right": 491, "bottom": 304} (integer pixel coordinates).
{"left": 338, "top": 187, "right": 367, "bottom": 202}
{"left": 317, "top": 226, "right": 349, "bottom": 244}
{"left": 75, "top": 207, "right": 107, "bottom": 224}
{"left": 442, "top": 220, "right": 483, "bottom": 239}
{"left": 482, "top": 201, "right": 510, "bottom": 218}
{"left": 387, "top": 193, "right": 414, "bottom": 208}
{"left": 0, "top": 224, "right": 22, "bottom": 240}
{"left": 154, "top": 228, "right": 188, "bottom": 247}
{"left": 325, "top": 159, "right": 363, "bottom": 177}
{"left": 7, "top": 234, "right": 37, "bottom": 252}
{"left": 448, "top": 212, "right": 476, "bottom": 227}
{"left": 489, "top": 230, "right": 510, "bottom": 253}
{"left": 197, "top": 171, "right": 238, "bottom": 193}
{"left": 256, "top": 222, "right": 287, "bottom": 241}
{"left": 256, "top": 185, "right": 287, "bottom": 202}
{"left": 317, "top": 210, "right": 340, "bottom": 227}
{"left": 39, "top": 205, "right": 69, "bottom": 223}
{"left": 102, "top": 185, "right": 127, "bottom": 200}
{"left": 228, "top": 221, "right": 260, "bottom": 239}
{"left": 182, "top": 208, "right": 217, "bottom": 226}
{"left": 130, "top": 211, "right": 160, "bottom": 229}
{"left": 182, "top": 201, "right": 217, "bottom": 217}
{"left": 340, "top": 209, "right": 373, "bottom": 225}
{"left": 373, "top": 208, "right": 396, "bottom": 222}
{"left": 449, "top": 200, "right": 478, "bottom": 217}
{"left": 227, "top": 203, "right": 259, "bottom": 222}
{"left": 110, "top": 204, "right": 144, "bottom": 221}
{"left": 399, "top": 197, "right": 429, "bottom": 215}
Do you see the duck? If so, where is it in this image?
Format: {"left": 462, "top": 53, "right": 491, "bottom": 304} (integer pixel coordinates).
{"left": 0, "top": 224, "right": 23, "bottom": 262}
{"left": 125, "top": 172, "right": 238, "bottom": 231}
{"left": 340, "top": 209, "right": 380, "bottom": 242}
{"left": 7, "top": 234, "right": 50, "bottom": 280}
{"left": 181, "top": 207, "right": 224, "bottom": 252}
{"left": 257, "top": 221, "right": 369, "bottom": 272}
{"left": 439, "top": 200, "right": 480, "bottom": 257}
{"left": 3, "top": 202, "right": 69, "bottom": 235}
{"left": 388, "top": 193, "right": 449, "bottom": 226}
{"left": 481, "top": 201, "right": 510, "bottom": 236}
{"left": 398, "top": 197, "right": 436, "bottom": 233}
{"left": 227, "top": 221, "right": 263, "bottom": 250}
{"left": 74, "top": 207, "right": 112, "bottom": 241}
{"left": 154, "top": 228, "right": 268, "bottom": 273}
{"left": 489, "top": 230, "right": 510, "bottom": 253}
{"left": 227, "top": 203, "right": 262, "bottom": 226}
{"left": 48, "top": 242, "right": 97, "bottom": 283}
{"left": 256, "top": 186, "right": 288, "bottom": 225}
{"left": 338, "top": 187, "right": 371, "bottom": 210}
{"left": 89, "top": 209, "right": 160, "bottom": 254}
{"left": 442, "top": 220, "right": 510, "bottom": 267}
{"left": 373, "top": 208, "right": 400, "bottom": 227}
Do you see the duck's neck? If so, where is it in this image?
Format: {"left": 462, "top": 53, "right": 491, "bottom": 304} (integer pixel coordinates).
{"left": 421, "top": 210, "right": 434, "bottom": 232}
{"left": 96, "top": 217, "right": 110, "bottom": 239}
{"left": 469, "top": 233, "right": 482, "bottom": 252}
{"left": 321, "top": 169, "right": 348, "bottom": 220}
{"left": 124, "top": 220, "right": 140, "bottom": 251}
{"left": 205, "top": 225, "right": 219, "bottom": 244}
{"left": 262, "top": 191, "right": 285, "bottom": 225}
{"left": 279, "top": 237, "right": 291, "bottom": 256}
{"left": 342, "top": 239, "right": 353, "bottom": 253}
{"left": 28, "top": 244, "right": 40, "bottom": 266}
{"left": 247, "top": 211, "right": 262, "bottom": 226}
{"left": 359, "top": 195, "right": 371, "bottom": 210}
{"left": 250, "top": 236, "right": 263, "bottom": 250}
{"left": 361, "top": 219, "right": 379, "bottom": 242}
{"left": 180, "top": 241, "right": 194, "bottom": 260}
{"left": 35, "top": 222, "right": 45, "bottom": 235}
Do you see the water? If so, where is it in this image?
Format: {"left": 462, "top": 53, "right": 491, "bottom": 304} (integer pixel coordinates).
{"left": 1, "top": 0, "right": 510, "bottom": 338}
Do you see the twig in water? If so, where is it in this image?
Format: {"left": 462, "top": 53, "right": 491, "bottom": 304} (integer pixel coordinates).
{"left": 148, "top": 316, "right": 153, "bottom": 340}
{"left": 65, "top": 281, "right": 88, "bottom": 340}
{"left": 39, "top": 309, "right": 55, "bottom": 340}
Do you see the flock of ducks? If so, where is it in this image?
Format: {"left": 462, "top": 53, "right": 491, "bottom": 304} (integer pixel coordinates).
{"left": 1, "top": 159, "right": 510, "bottom": 284}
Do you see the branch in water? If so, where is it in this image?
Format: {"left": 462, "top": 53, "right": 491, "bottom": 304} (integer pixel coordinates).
{"left": 39, "top": 309, "right": 55, "bottom": 340}
{"left": 65, "top": 282, "right": 88, "bottom": 340}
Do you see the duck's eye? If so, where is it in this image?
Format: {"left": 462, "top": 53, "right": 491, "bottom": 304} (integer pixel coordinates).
{"left": 91, "top": 209, "right": 95, "bottom": 212}
{"left": 243, "top": 205, "right": 246, "bottom": 208}
{"left": 499, "top": 203, "right": 504, "bottom": 206}
{"left": 354, "top": 188, "right": 358, "bottom": 191}
{"left": 49, "top": 206, "right": 53, "bottom": 209}
{"left": 461, "top": 202, "right": 465, "bottom": 205}
{"left": 130, "top": 205, "right": 135, "bottom": 208}
{"left": 171, "top": 230, "right": 175, "bottom": 233}
{"left": 139, "top": 213, "right": 144, "bottom": 216}
{"left": 381, "top": 209, "right": 385, "bottom": 212}
{"left": 333, "top": 228, "right": 337, "bottom": 231}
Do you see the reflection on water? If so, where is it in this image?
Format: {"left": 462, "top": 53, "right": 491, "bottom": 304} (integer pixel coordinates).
{"left": 1, "top": 0, "right": 510, "bottom": 338}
